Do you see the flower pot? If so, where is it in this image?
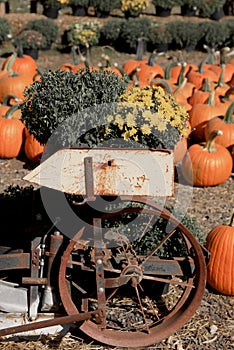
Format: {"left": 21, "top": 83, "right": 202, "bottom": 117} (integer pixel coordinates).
{"left": 181, "top": 4, "right": 196, "bottom": 17}
{"left": 42, "top": 6, "right": 59, "bottom": 19}
{"left": 71, "top": 5, "right": 88, "bottom": 16}
{"left": 23, "top": 48, "right": 39, "bottom": 60}
{"left": 210, "top": 7, "right": 225, "bottom": 20}
{"left": 155, "top": 6, "right": 171, "bottom": 17}
{"left": 95, "top": 9, "right": 110, "bottom": 18}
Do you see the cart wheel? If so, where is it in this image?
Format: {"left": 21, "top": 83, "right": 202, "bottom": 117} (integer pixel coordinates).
{"left": 59, "top": 197, "right": 206, "bottom": 348}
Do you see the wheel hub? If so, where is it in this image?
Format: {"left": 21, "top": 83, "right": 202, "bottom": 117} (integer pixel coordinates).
{"left": 121, "top": 264, "right": 143, "bottom": 286}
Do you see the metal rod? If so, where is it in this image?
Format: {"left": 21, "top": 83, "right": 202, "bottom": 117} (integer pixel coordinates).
{"left": 0, "top": 310, "right": 99, "bottom": 337}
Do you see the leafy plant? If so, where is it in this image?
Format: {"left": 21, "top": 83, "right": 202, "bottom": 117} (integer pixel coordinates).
{"left": 151, "top": 0, "right": 179, "bottom": 10}
{"left": 13, "top": 30, "right": 47, "bottom": 50}
{"left": 100, "top": 18, "right": 125, "bottom": 47}
{"left": 121, "top": 0, "right": 150, "bottom": 17}
{"left": 90, "top": 0, "right": 121, "bottom": 17}
{"left": 0, "top": 17, "right": 12, "bottom": 44}
{"left": 20, "top": 69, "right": 129, "bottom": 145}
{"left": 120, "top": 17, "right": 152, "bottom": 51}
{"left": 167, "top": 20, "right": 203, "bottom": 50}
{"left": 25, "top": 18, "right": 60, "bottom": 49}
{"left": 149, "top": 21, "right": 173, "bottom": 45}
{"left": 65, "top": 20, "right": 101, "bottom": 48}
{"left": 197, "top": 21, "right": 230, "bottom": 50}
{"left": 198, "top": 0, "right": 226, "bottom": 18}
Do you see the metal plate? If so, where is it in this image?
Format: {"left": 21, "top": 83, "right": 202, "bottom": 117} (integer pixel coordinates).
{"left": 24, "top": 148, "right": 174, "bottom": 197}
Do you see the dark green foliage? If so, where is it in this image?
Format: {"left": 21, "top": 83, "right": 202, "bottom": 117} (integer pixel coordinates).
{"left": 167, "top": 20, "right": 203, "bottom": 50}
{"left": 0, "top": 17, "right": 12, "bottom": 43}
{"left": 223, "top": 19, "right": 234, "bottom": 48}
{"left": 100, "top": 18, "right": 125, "bottom": 47}
{"left": 149, "top": 21, "right": 173, "bottom": 46}
{"left": 151, "top": 0, "right": 179, "bottom": 10}
{"left": 120, "top": 17, "right": 152, "bottom": 51}
{"left": 20, "top": 69, "right": 129, "bottom": 145}
{"left": 198, "top": 0, "right": 226, "bottom": 18}
{"left": 90, "top": 0, "right": 121, "bottom": 16}
{"left": 25, "top": 18, "right": 59, "bottom": 48}
{"left": 197, "top": 21, "right": 230, "bottom": 50}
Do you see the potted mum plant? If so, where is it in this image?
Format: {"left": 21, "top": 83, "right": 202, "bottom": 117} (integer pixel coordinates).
{"left": 0, "top": 17, "right": 12, "bottom": 45}
{"left": 151, "top": 0, "right": 178, "bottom": 17}
{"left": 39, "top": 0, "right": 66, "bottom": 18}
{"left": 90, "top": 0, "right": 121, "bottom": 18}
{"left": 14, "top": 30, "right": 47, "bottom": 59}
{"left": 68, "top": 0, "right": 90, "bottom": 16}
{"left": 197, "top": 0, "right": 226, "bottom": 20}
{"left": 64, "top": 20, "right": 101, "bottom": 60}
{"left": 149, "top": 21, "right": 172, "bottom": 52}
{"left": 120, "top": 0, "right": 150, "bottom": 18}
{"left": 25, "top": 18, "right": 59, "bottom": 50}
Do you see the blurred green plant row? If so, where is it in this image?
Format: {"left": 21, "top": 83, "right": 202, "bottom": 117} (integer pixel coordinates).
{"left": 1, "top": 15, "right": 234, "bottom": 53}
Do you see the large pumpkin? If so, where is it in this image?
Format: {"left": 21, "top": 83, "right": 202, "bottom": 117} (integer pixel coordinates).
{"left": 0, "top": 116, "right": 25, "bottom": 158}
{"left": 181, "top": 130, "right": 233, "bottom": 186}
{"left": 205, "top": 213, "right": 234, "bottom": 295}
{"left": 204, "top": 101, "right": 234, "bottom": 148}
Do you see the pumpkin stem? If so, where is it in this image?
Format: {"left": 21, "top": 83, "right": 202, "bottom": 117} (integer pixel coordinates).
{"left": 220, "top": 86, "right": 234, "bottom": 102}
{"left": 228, "top": 211, "right": 234, "bottom": 227}
{"left": 220, "top": 47, "right": 230, "bottom": 65}
{"left": 3, "top": 52, "right": 17, "bottom": 72}
{"left": 223, "top": 101, "right": 234, "bottom": 124}
{"left": 177, "top": 62, "right": 186, "bottom": 86}
{"left": 3, "top": 104, "right": 21, "bottom": 120}
{"left": 201, "top": 78, "right": 212, "bottom": 92}
{"left": 204, "top": 130, "right": 223, "bottom": 152}
{"left": 147, "top": 50, "right": 158, "bottom": 66}
{"left": 164, "top": 61, "right": 180, "bottom": 80}
{"left": 2, "top": 94, "right": 20, "bottom": 106}
{"left": 71, "top": 45, "right": 78, "bottom": 66}
{"left": 205, "top": 90, "right": 215, "bottom": 106}
{"left": 16, "top": 41, "right": 24, "bottom": 58}
{"left": 136, "top": 37, "right": 146, "bottom": 61}
{"left": 150, "top": 78, "right": 173, "bottom": 93}
{"left": 216, "top": 64, "right": 226, "bottom": 88}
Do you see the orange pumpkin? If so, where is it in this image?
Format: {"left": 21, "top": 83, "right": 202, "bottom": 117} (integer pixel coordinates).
{"left": 181, "top": 130, "right": 233, "bottom": 187}
{"left": 24, "top": 128, "right": 45, "bottom": 163}
{"left": 0, "top": 116, "right": 25, "bottom": 158}
{"left": 204, "top": 101, "right": 234, "bottom": 148}
{"left": 0, "top": 71, "right": 33, "bottom": 103}
{"left": 1, "top": 52, "right": 38, "bottom": 80}
{"left": 173, "top": 137, "right": 188, "bottom": 164}
{"left": 188, "top": 91, "right": 222, "bottom": 143}
{"left": 205, "top": 212, "right": 234, "bottom": 295}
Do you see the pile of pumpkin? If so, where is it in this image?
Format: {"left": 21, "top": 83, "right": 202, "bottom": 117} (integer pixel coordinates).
{"left": 0, "top": 52, "right": 44, "bottom": 162}
{"left": 0, "top": 49, "right": 233, "bottom": 296}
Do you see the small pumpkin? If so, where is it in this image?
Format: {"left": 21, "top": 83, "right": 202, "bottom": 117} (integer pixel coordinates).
{"left": 205, "top": 212, "right": 234, "bottom": 296}
{"left": 24, "top": 128, "right": 45, "bottom": 163}
{"left": 181, "top": 130, "right": 233, "bottom": 187}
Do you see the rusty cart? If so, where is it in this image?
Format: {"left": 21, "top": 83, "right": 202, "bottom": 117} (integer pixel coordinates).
{"left": 0, "top": 147, "right": 207, "bottom": 348}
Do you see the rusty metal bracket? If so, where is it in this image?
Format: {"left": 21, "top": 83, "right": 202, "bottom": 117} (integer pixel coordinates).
{"left": 72, "top": 156, "right": 96, "bottom": 205}
{"left": 0, "top": 310, "right": 100, "bottom": 337}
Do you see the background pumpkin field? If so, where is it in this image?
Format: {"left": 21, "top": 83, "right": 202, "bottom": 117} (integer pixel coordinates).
{"left": 0, "top": 3, "right": 233, "bottom": 349}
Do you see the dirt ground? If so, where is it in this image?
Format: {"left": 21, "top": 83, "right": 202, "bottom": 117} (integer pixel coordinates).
{"left": 0, "top": 9, "right": 233, "bottom": 350}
